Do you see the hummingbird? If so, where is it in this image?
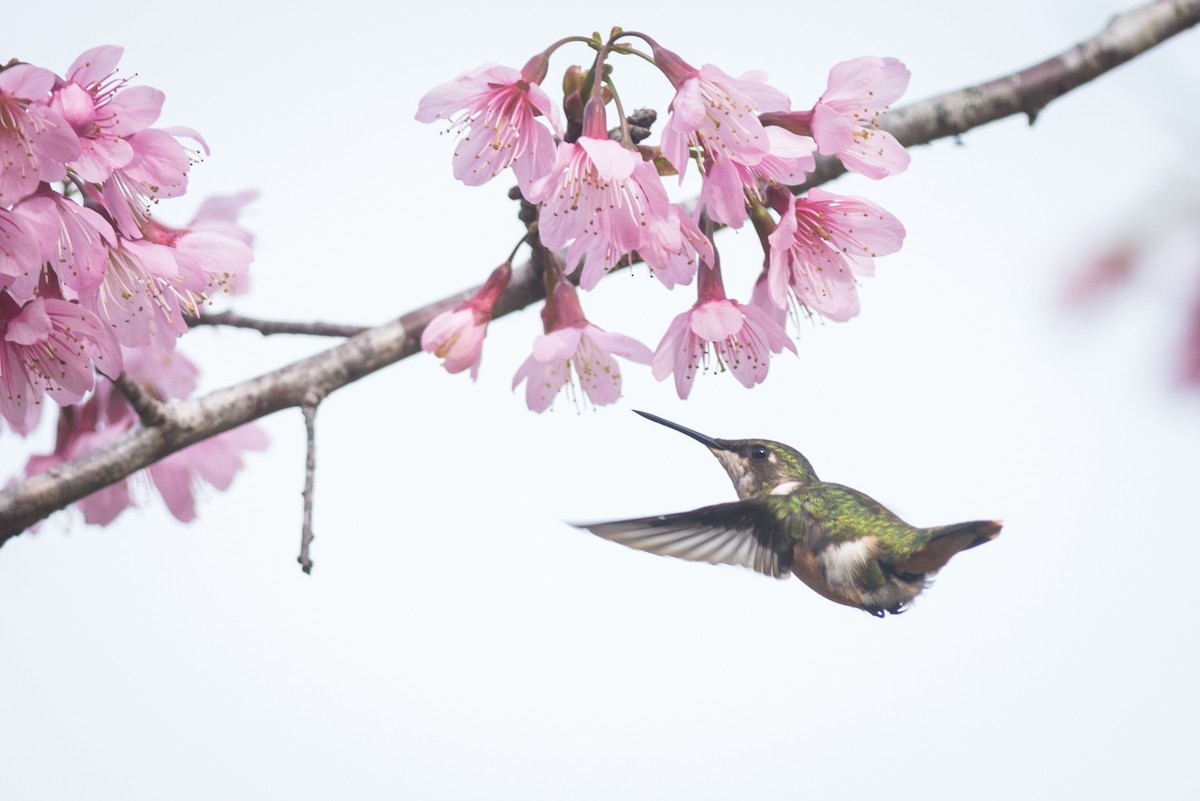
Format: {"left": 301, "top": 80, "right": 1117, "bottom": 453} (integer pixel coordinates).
{"left": 574, "top": 411, "right": 1000, "bottom": 617}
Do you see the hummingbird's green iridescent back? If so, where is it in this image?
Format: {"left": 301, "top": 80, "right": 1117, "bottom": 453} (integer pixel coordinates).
{"left": 778, "top": 484, "right": 919, "bottom": 549}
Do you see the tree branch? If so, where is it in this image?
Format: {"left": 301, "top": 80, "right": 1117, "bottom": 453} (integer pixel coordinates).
{"left": 189, "top": 310, "right": 367, "bottom": 338}
{"left": 112, "top": 374, "right": 169, "bottom": 428}
{"left": 1, "top": 0, "right": 1197, "bottom": 544}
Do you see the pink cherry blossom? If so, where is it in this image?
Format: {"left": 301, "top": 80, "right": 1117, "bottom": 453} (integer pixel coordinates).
{"left": 652, "top": 259, "right": 794, "bottom": 399}
{"left": 12, "top": 188, "right": 114, "bottom": 297}
{"left": 101, "top": 127, "right": 203, "bottom": 238}
{"left": 699, "top": 126, "right": 817, "bottom": 228}
{"left": 81, "top": 235, "right": 195, "bottom": 349}
{"left": 417, "top": 55, "right": 561, "bottom": 197}
{"left": 0, "top": 64, "right": 81, "bottom": 205}
{"left": 0, "top": 208, "right": 40, "bottom": 287}
{"left": 810, "top": 56, "right": 910, "bottom": 180}
{"left": 52, "top": 45, "right": 166, "bottom": 182}
{"left": 139, "top": 214, "right": 255, "bottom": 299}
{"left": 423, "top": 308, "right": 486, "bottom": 379}
{"left": 529, "top": 133, "right": 671, "bottom": 291}
{"left": 643, "top": 38, "right": 789, "bottom": 180}
{"left": 512, "top": 281, "right": 652, "bottom": 412}
{"left": 422, "top": 261, "right": 511, "bottom": 379}
{"left": 749, "top": 269, "right": 787, "bottom": 331}
{"left": 0, "top": 291, "right": 121, "bottom": 433}
{"left": 72, "top": 184, "right": 252, "bottom": 348}
{"left": 637, "top": 204, "right": 714, "bottom": 289}
{"left": 766, "top": 188, "right": 905, "bottom": 321}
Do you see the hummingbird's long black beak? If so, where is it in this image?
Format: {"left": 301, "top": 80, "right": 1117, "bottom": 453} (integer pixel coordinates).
{"left": 633, "top": 410, "right": 726, "bottom": 450}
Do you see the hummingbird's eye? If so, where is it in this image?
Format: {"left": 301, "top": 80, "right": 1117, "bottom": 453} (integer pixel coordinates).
{"left": 750, "top": 445, "right": 769, "bottom": 460}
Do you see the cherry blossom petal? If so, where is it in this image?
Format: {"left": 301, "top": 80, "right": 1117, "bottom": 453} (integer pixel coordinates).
{"left": 66, "top": 45, "right": 125, "bottom": 86}
{"left": 532, "top": 327, "right": 583, "bottom": 362}
{"left": 586, "top": 329, "right": 653, "bottom": 364}
{"left": 689, "top": 299, "right": 744, "bottom": 340}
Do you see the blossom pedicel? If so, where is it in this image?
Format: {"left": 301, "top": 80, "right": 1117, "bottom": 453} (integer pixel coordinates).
{"left": 417, "top": 30, "right": 910, "bottom": 411}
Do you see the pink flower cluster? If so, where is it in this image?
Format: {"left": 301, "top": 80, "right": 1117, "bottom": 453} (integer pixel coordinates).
{"left": 0, "top": 46, "right": 255, "bottom": 430}
{"left": 2, "top": 46, "right": 261, "bottom": 525}
{"left": 418, "top": 36, "right": 910, "bottom": 409}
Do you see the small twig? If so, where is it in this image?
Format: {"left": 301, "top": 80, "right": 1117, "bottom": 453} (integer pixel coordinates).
{"left": 298, "top": 398, "right": 320, "bottom": 574}
{"left": 190, "top": 310, "right": 367, "bottom": 338}
{"left": 112, "top": 373, "right": 169, "bottom": 427}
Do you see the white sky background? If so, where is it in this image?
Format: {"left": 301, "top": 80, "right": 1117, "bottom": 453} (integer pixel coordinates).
{"left": 2, "top": 1, "right": 1199, "bottom": 798}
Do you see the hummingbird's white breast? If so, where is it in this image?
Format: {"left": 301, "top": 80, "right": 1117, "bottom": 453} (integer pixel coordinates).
{"left": 818, "top": 538, "right": 876, "bottom": 589}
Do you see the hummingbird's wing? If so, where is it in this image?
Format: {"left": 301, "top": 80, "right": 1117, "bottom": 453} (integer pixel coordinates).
{"left": 572, "top": 500, "right": 792, "bottom": 579}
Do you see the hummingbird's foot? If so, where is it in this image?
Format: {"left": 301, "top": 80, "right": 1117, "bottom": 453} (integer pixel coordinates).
{"left": 865, "top": 604, "right": 908, "bottom": 618}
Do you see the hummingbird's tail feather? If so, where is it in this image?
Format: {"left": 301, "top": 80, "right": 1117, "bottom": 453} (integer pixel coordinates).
{"left": 894, "top": 519, "right": 1001, "bottom": 575}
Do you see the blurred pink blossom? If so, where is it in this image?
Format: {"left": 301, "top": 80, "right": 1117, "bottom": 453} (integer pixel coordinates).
{"left": 1183, "top": 283, "right": 1200, "bottom": 387}
{"left": 26, "top": 405, "right": 135, "bottom": 526}
{"left": 24, "top": 344, "right": 266, "bottom": 525}
{"left": 189, "top": 190, "right": 259, "bottom": 247}
{"left": 148, "top": 423, "right": 268, "bottom": 523}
